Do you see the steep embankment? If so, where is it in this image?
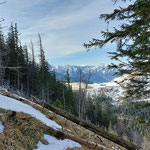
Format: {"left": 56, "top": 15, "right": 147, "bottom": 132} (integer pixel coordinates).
{"left": 0, "top": 89, "right": 140, "bottom": 150}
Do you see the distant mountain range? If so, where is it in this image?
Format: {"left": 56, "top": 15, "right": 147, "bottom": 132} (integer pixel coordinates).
{"left": 52, "top": 65, "right": 117, "bottom": 83}
{"left": 53, "top": 65, "right": 150, "bottom": 104}
{"left": 85, "top": 75, "right": 150, "bottom": 104}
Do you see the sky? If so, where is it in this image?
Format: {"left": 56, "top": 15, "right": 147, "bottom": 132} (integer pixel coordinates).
{"left": 0, "top": 0, "right": 132, "bottom": 66}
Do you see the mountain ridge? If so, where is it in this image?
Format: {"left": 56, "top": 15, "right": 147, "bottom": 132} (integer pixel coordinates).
{"left": 52, "top": 65, "right": 117, "bottom": 83}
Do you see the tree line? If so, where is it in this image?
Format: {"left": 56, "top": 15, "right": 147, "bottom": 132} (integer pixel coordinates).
{"left": 0, "top": 22, "right": 118, "bottom": 129}
{"left": 0, "top": 23, "right": 77, "bottom": 115}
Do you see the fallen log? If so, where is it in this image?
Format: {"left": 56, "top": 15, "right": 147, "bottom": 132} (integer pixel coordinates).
{"left": 31, "top": 96, "right": 140, "bottom": 150}
{"left": 47, "top": 126, "right": 112, "bottom": 150}
{"left": 0, "top": 91, "right": 140, "bottom": 150}
{"left": 0, "top": 92, "right": 108, "bottom": 150}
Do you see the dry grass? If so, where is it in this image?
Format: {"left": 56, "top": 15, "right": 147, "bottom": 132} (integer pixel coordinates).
{"left": 142, "top": 136, "right": 150, "bottom": 150}
{"left": 30, "top": 103, "right": 126, "bottom": 150}
{"left": 0, "top": 109, "right": 49, "bottom": 150}
{"left": 0, "top": 90, "right": 128, "bottom": 150}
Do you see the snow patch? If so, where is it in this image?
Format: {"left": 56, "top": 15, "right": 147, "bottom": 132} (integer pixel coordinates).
{"left": 0, "top": 94, "right": 61, "bottom": 130}
{"left": 0, "top": 121, "right": 4, "bottom": 134}
{"left": 112, "top": 146, "right": 121, "bottom": 150}
{"left": 85, "top": 75, "right": 129, "bottom": 104}
{"left": 35, "top": 134, "right": 81, "bottom": 150}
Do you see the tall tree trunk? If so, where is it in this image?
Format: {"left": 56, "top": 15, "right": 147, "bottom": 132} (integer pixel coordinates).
{"left": 62, "top": 82, "right": 66, "bottom": 110}
{"left": 17, "top": 70, "right": 19, "bottom": 90}
{"left": 27, "top": 74, "right": 29, "bottom": 97}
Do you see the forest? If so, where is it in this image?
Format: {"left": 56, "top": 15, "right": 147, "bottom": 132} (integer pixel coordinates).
{"left": 1, "top": 0, "right": 150, "bottom": 149}
{"left": 0, "top": 23, "right": 117, "bottom": 130}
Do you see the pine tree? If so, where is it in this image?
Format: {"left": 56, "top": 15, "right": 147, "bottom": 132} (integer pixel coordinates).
{"left": 22, "top": 45, "right": 30, "bottom": 96}
{"left": 95, "top": 101, "right": 103, "bottom": 126}
{"left": 0, "top": 25, "right": 7, "bottom": 86}
{"left": 6, "top": 23, "right": 20, "bottom": 88}
{"left": 0, "top": 22, "right": 78, "bottom": 117}
{"left": 65, "top": 69, "right": 70, "bottom": 86}
{"left": 38, "top": 34, "right": 47, "bottom": 100}
{"left": 84, "top": 0, "right": 150, "bottom": 99}
{"left": 29, "top": 41, "right": 37, "bottom": 96}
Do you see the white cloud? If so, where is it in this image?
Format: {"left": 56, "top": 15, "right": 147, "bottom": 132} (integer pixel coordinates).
{"left": 19, "top": 0, "right": 116, "bottom": 58}
{"left": 0, "top": 0, "right": 133, "bottom": 61}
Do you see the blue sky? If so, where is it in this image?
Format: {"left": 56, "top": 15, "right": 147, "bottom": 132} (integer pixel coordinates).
{"left": 50, "top": 45, "right": 117, "bottom": 66}
{"left": 0, "top": 0, "right": 133, "bottom": 66}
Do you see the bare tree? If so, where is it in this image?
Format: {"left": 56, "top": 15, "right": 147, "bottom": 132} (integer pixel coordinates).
{"left": 76, "top": 68, "right": 83, "bottom": 118}
{"left": 30, "top": 40, "right": 35, "bottom": 66}
{"left": 81, "top": 69, "right": 92, "bottom": 119}
{"left": 76, "top": 68, "right": 92, "bottom": 119}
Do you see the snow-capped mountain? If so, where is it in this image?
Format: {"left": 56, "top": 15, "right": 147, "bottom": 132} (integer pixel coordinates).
{"left": 70, "top": 75, "right": 127, "bottom": 104}
{"left": 53, "top": 65, "right": 117, "bottom": 83}
{"left": 79, "top": 74, "right": 150, "bottom": 104}
{"left": 87, "top": 75, "right": 127, "bottom": 104}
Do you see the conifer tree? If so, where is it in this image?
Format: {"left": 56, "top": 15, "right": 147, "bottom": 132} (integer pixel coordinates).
{"left": 0, "top": 25, "right": 7, "bottom": 85}
{"left": 29, "top": 41, "right": 37, "bottom": 96}
{"left": 22, "top": 45, "right": 30, "bottom": 96}
{"left": 6, "top": 23, "right": 19, "bottom": 88}
{"left": 38, "top": 34, "right": 47, "bottom": 99}
{"left": 65, "top": 69, "right": 77, "bottom": 114}
{"left": 0, "top": 23, "right": 77, "bottom": 117}
{"left": 84, "top": 0, "right": 150, "bottom": 99}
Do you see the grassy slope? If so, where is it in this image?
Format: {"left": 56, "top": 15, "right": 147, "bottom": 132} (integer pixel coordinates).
{"left": 0, "top": 90, "right": 140, "bottom": 150}
{"left": 0, "top": 108, "right": 49, "bottom": 150}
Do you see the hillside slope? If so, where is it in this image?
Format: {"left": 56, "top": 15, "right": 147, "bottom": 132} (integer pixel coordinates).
{"left": 0, "top": 89, "right": 140, "bottom": 150}
{"left": 81, "top": 75, "right": 150, "bottom": 104}
{"left": 70, "top": 75, "right": 126, "bottom": 104}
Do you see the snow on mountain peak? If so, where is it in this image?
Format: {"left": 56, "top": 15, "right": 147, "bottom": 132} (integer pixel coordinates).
{"left": 53, "top": 65, "right": 117, "bottom": 83}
